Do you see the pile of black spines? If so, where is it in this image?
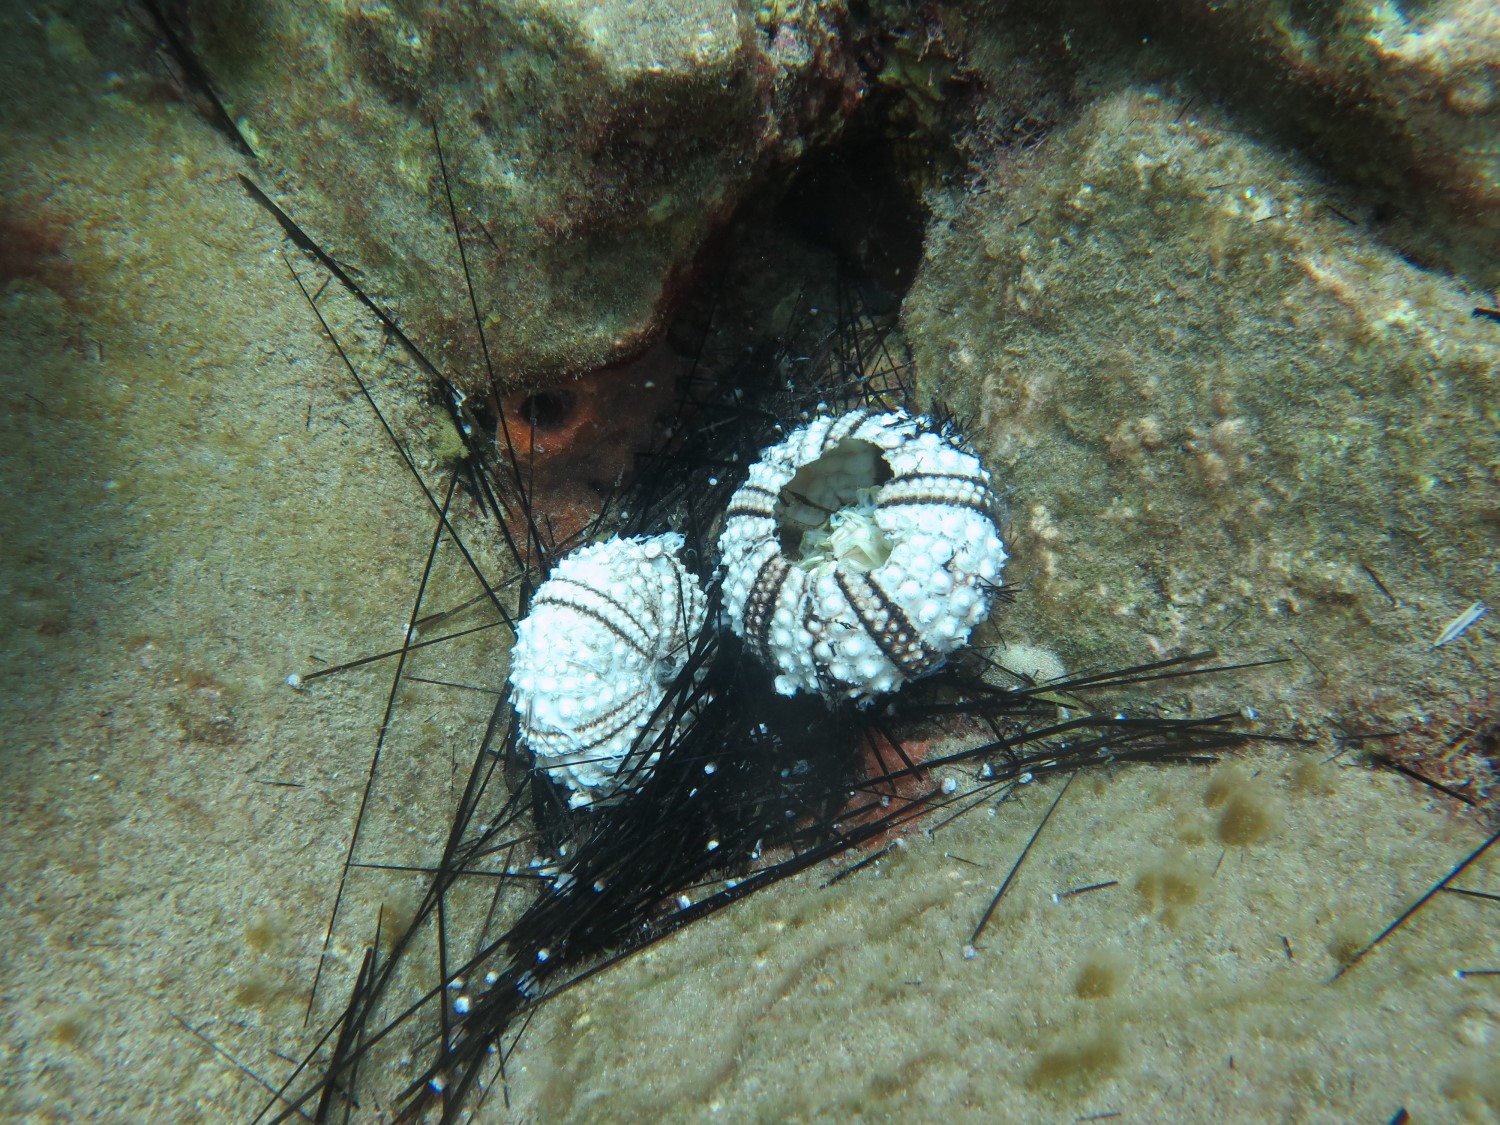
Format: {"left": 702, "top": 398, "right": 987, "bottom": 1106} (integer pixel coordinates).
{"left": 263, "top": 269, "right": 1265, "bottom": 1125}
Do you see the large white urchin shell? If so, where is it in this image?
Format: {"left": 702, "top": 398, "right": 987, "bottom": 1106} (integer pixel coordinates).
{"left": 718, "top": 406, "right": 1006, "bottom": 699}
{"left": 509, "top": 534, "right": 707, "bottom": 807}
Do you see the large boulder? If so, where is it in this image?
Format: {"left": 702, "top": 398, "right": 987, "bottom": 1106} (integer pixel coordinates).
{"left": 906, "top": 87, "right": 1499, "bottom": 759}
{"left": 178, "top": 0, "right": 866, "bottom": 397}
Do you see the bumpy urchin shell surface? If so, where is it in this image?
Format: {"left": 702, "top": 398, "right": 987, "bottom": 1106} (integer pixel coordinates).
{"left": 718, "top": 407, "right": 1006, "bottom": 699}
{"left": 509, "top": 534, "right": 708, "bottom": 807}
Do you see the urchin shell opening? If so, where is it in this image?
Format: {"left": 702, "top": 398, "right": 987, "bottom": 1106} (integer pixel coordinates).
{"left": 776, "top": 437, "right": 895, "bottom": 574}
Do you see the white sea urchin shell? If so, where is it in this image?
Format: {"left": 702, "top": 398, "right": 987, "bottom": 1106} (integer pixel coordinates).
{"left": 509, "top": 534, "right": 708, "bottom": 807}
{"left": 718, "top": 407, "right": 1005, "bottom": 699}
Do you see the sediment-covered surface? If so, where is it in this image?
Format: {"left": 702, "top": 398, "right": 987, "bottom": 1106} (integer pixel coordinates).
{"left": 2, "top": 4, "right": 1496, "bottom": 1124}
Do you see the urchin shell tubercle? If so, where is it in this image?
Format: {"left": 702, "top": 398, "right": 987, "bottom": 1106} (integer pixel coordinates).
{"left": 718, "top": 406, "right": 1006, "bottom": 699}
{"left": 509, "top": 533, "right": 708, "bottom": 807}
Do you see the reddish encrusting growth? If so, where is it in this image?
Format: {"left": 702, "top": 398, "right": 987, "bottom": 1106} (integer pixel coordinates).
{"left": 499, "top": 340, "right": 684, "bottom": 548}
{"left": 0, "top": 199, "right": 73, "bottom": 300}
{"left": 838, "top": 724, "right": 941, "bottom": 845}
{"left": 1349, "top": 687, "right": 1499, "bottom": 822}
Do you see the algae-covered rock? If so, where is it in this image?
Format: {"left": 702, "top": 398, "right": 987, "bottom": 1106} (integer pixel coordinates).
{"left": 905, "top": 87, "right": 1500, "bottom": 719}
{"left": 938, "top": 0, "right": 1500, "bottom": 286}
{"left": 1152, "top": 0, "right": 1500, "bottom": 283}
{"left": 177, "top": 0, "right": 865, "bottom": 397}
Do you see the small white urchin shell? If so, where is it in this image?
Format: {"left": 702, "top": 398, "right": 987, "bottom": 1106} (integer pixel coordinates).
{"left": 509, "top": 533, "right": 707, "bottom": 807}
{"left": 718, "top": 406, "right": 1005, "bottom": 699}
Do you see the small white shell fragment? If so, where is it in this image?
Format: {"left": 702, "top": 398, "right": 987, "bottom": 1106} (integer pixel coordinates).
{"left": 509, "top": 533, "right": 708, "bottom": 808}
{"left": 1432, "top": 600, "right": 1487, "bottom": 649}
{"left": 717, "top": 406, "right": 1006, "bottom": 699}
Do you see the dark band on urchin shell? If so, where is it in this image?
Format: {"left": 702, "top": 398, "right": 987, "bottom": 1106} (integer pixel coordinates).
{"left": 743, "top": 550, "right": 793, "bottom": 657}
{"left": 834, "top": 569, "right": 942, "bottom": 677}
{"left": 549, "top": 695, "right": 653, "bottom": 757}
{"left": 535, "top": 582, "right": 652, "bottom": 658}
{"left": 723, "top": 483, "right": 779, "bottom": 522}
{"left": 875, "top": 472, "right": 994, "bottom": 515}
{"left": 545, "top": 577, "right": 656, "bottom": 642}
{"left": 818, "top": 405, "right": 875, "bottom": 453}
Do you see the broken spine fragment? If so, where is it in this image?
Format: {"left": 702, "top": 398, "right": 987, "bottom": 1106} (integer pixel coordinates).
{"left": 718, "top": 407, "right": 1006, "bottom": 699}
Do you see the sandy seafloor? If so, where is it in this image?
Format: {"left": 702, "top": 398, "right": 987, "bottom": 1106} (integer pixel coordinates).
{"left": 2, "top": 12, "right": 1498, "bottom": 1125}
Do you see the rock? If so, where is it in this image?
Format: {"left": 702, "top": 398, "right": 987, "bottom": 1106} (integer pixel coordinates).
{"left": 1150, "top": 0, "right": 1500, "bottom": 285}
{"left": 950, "top": 0, "right": 1500, "bottom": 284}
{"left": 176, "top": 0, "right": 866, "bottom": 398}
{"left": 905, "top": 87, "right": 1500, "bottom": 723}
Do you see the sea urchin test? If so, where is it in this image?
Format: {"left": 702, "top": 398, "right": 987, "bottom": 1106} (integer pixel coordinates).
{"left": 509, "top": 533, "right": 708, "bottom": 807}
{"left": 718, "top": 406, "right": 1005, "bottom": 699}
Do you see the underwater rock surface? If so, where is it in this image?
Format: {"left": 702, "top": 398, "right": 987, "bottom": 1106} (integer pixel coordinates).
{"left": 1152, "top": 0, "right": 1500, "bottom": 283}
{"left": 176, "top": 0, "right": 866, "bottom": 396}
{"left": 513, "top": 745, "right": 1500, "bottom": 1122}
{"left": 947, "top": 0, "right": 1500, "bottom": 284}
{"left": 906, "top": 86, "right": 1499, "bottom": 748}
